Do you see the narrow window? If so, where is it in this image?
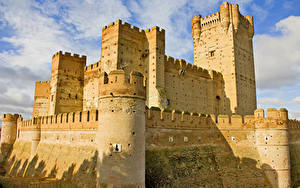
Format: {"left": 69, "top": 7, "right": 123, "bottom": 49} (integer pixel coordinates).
{"left": 66, "top": 113, "right": 68, "bottom": 123}
{"left": 87, "top": 111, "right": 90, "bottom": 122}
{"left": 72, "top": 113, "right": 75, "bottom": 122}
{"left": 166, "top": 99, "right": 170, "bottom": 105}
{"left": 51, "top": 95, "right": 54, "bottom": 102}
{"left": 210, "top": 50, "right": 215, "bottom": 57}
{"left": 79, "top": 112, "right": 82, "bottom": 122}
{"left": 75, "top": 94, "right": 78, "bottom": 100}
{"left": 69, "top": 93, "right": 71, "bottom": 98}
{"left": 96, "top": 110, "right": 98, "bottom": 121}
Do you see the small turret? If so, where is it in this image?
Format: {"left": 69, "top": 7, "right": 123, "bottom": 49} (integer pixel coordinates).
{"left": 220, "top": 2, "right": 230, "bottom": 29}
{"left": 96, "top": 70, "right": 146, "bottom": 187}
{"left": 254, "top": 108, "right": 291, "bottom": 187}
{"left": 192, "top": 14, "right": 201, "bottom": 39}
{"left": 231, "top": 4, "right": 240, "bottom": 31}
{"left": 245, "top": 15, "right": 254, "bottom": 38}
{"left": 1, "top": 113, "right": 20, "bottom": 159}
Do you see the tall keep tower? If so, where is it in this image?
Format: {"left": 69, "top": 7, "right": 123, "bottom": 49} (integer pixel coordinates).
{"left": 49, "top": 51, "right": 86, "bottom": 115}
{"left": 192, "top": 2, "right": 256, "bottom": 115}
{"left": 96, "top": 70, "right": 146, "bottom": 187}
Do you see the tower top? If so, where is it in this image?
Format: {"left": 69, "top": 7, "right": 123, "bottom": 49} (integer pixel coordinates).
{"left": 99, "top": 70, "right": 146, "bottom": 99}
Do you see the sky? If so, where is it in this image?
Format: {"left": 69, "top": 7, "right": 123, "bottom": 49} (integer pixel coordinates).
{"left": 0, "top": 0, "right": 300, "bottom": 125}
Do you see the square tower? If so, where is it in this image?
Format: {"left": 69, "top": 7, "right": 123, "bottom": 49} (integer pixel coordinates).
{"left": 48, "top": 51, "right": 86, "bottom": 115}
{"left": 192, "top": 2, "right": 256, "bottom": 115}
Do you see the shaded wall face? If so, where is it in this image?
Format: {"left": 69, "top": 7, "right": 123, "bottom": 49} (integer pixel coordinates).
{"left": 288, "top": 127, "right": 300, "bottom": 186}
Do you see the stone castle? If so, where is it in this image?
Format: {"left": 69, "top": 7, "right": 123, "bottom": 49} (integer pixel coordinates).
{"left": 1, "top": 2, "right": 300, "bottom": 188}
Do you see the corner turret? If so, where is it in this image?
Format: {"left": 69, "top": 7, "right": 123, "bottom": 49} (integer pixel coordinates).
{"left": 220, "top": 1, "right": 230, "bottom": 29}
{"left": 1, "top": 114, "right": 20, "bottom": 159}
{"left": 254, "top": 108, "right": 291, "bottom": 187}
{"left": 96, "top": 70, "right": 146, "bottom": 187}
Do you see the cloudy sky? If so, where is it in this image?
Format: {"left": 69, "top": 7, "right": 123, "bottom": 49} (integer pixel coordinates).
{"left": 0, "top": 0, "right": 300, "bottom": 125}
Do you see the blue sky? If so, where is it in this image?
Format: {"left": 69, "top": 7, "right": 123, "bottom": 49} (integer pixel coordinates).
{"left": 0, "top": 0, "right": 300, "bottom": 124}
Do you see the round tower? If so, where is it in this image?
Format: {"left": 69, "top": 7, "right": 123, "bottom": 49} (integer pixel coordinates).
{"left": 1, "top": 114, "right": 19, "bottom": 159}
{"left": 254, "top": 108, "right": 291, "bottom": 188}
{"left": 96, "top": 70, "right": 146, "bottom": 187}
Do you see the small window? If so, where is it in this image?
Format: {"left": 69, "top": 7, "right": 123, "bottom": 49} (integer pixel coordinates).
{"left": 166, "top": 99, "right": 170, "bottom": 105}
{"left": 79, "top": 112, "right": 82, "bottom": 122}
{"left": 210, "top": 50, "right": 215, "bottom": 57}
{"left": 184, "top": 136, "right": 188, "bottom": 142}
{"left": 96, "top": 110, "right": 98, "bottom": 121}
{"left": 87, "top": 111, "right": 90, "bottom": 122}
{"left": 265, "top": 136, "right": 269, "bottom": 141}
{"left": 69, "top": 93, "right": 71, "bottom": 98}
{"left": 113, "top": 144, "right": 122, "bottom": 152}
{"left": 51, "top": 95, "right": 54, "bottom": 102}
{"left": 75, "top": 94, "right": 78, "bottom": 100}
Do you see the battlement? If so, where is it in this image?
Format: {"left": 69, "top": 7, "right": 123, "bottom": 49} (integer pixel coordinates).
{"left": 35, "top": 80, "right": 50, "bottom": 84}
{"left": 288, "top": 119, "right": 300, "bottom": 129}
{"left": 2, "top": 113, "right": 20, "bottom": 122}
{"left": 19, "top": 109, "right": 99, "bottom": 131}
{"left": 165, "top": 55, "right": 222, "bottom": 80}
{"left": 146, "top": 107, "right": 296, "bottom": 130}
{"left": 145, "top": 26, "right": 165, "bottom": 34}
{"left": 253, "top": 108, "right": 289, "bottom": 129}
{"left": 193, "top": 1, "right": 253, "bottom": 34}
{"left": 85, "top": 61, "right": 101, "bottom": 72}
{"left": 102, "top": 20, "right": 144, "bottom": 33}
{"left": 200, "top": 12, "right": 220, "bottom": 27}
{"left": 99, "top": 70, "right": 146, "bottom": 98}
{"left": 102, "top": 20, "right": 165, "bottom": 35}
{"left": 146, "top": 107, "right": 255, "bottom": 129}
{"left": 52, "top": 51, "right": 87, "bottom": 61}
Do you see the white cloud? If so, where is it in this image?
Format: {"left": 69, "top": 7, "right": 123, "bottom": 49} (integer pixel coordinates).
{"left": 254, "top": 16, "right": 300, "bottom": 89}
{"left": 293, "top": 96, "right": 300, "bottom": 103}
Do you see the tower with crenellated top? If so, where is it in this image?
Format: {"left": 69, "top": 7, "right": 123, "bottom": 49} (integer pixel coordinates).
{"left": 192, "top": 2, "right": 256, "bottom": 116}
{"left": 96, "top": 70, "right": 146, "bottom": 187}
{"left": 49, "top": 51, "right": 87, "bottom": 115}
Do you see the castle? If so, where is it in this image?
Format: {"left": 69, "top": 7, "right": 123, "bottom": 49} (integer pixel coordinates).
{"left": 1, "top": 2, "right": 300, "bottom": 188}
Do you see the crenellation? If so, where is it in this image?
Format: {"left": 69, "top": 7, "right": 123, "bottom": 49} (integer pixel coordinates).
{"left": 2, "top": 2, "right": 300, "bottom": 187}
{"left": 200, "top": 12, "right": 220, "bottom": 27}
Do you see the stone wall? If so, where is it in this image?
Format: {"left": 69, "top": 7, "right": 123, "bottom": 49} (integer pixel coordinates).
{"left": 32, "top": 81, "right": 50, "bottom": 118}
{"left": 49, "top": 51, "right": 86, "bottom": 115}
{"left": 192, "top": 2, "right": 256, "bottom": 115}
{"left": 2, "top": 108, "right": 300, "bottom": 187}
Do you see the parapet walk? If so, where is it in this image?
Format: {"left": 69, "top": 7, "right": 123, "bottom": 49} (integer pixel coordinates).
{"left": 12, "top": 107, "right": 300, "bottom": 132}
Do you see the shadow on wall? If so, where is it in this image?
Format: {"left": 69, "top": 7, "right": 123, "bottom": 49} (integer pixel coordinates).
{"left": 0, "top": 125, "right": 281, "bottom": 188}
{"left": 145, "top": 117, "right": 279, "bottom": 188}
{"left": 0, "top": 148, "right": 98, "bottom": 188}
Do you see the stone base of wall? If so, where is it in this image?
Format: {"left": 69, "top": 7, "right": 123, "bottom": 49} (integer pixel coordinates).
{"left": 1, "top": 141, "right": 97, "bottom": 188}
{"left": 146, "top": 146, "right": 271, "bottom": 188}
